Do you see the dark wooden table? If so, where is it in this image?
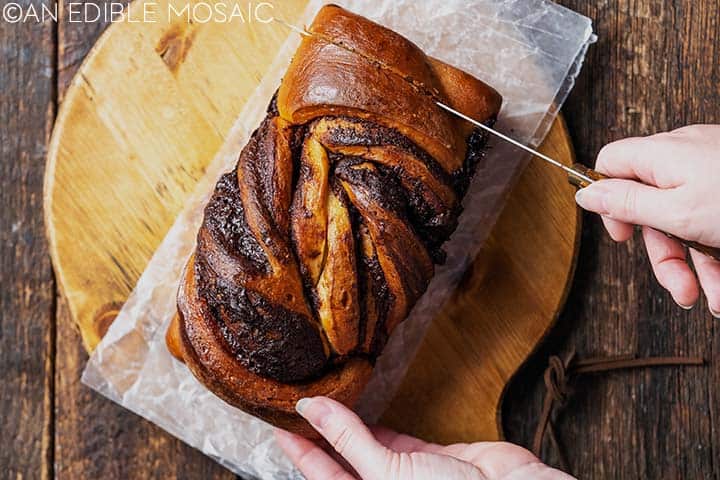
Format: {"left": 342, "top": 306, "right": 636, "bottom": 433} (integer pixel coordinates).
{"left": 2, "top": 1, "right": 719, "bottom": 478}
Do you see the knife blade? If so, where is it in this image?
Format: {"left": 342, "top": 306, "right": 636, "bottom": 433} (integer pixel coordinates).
{"left": 274, "top": 17, "right": 720, "bottom": 262}
{"left": 273, "top": 18, "right": 596, "bottom": 184}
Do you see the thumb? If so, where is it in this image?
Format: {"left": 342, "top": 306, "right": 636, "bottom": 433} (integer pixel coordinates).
{"left": 295, "top": 396, "right": 390, "bottom": 479}
{"left": 575, "top": 179, "right": 681, "bottom": 234}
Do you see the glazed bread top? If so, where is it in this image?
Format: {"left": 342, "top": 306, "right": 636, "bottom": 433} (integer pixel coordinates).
{"left": 278, "top": 5, "right": 502, "bottom": 171}
{"left": 188, "top": 4, "right": 502, "bottom": 385}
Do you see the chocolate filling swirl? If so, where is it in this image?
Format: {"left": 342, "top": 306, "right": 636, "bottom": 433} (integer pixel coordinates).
{"left": 193, "top": 96, "right": 492, "bottom": 383}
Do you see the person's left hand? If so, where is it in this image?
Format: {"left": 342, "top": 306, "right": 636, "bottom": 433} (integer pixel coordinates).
{"left": 274, "top": 396, "right": 573, "bottom": 480}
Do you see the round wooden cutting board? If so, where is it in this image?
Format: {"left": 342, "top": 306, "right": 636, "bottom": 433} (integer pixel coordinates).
{"left": 44, "top": 0, "right": 580, "bottom": 445}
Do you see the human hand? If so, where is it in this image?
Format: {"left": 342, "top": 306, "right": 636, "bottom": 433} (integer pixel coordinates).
{"left": 574, "top": 125, "right": 720, "bottom": 315}
{"left": 274, "top": 396, "right": 573, "bottom": 480}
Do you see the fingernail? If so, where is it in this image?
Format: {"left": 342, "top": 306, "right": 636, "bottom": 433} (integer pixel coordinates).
{"left": 295, "top": 397, "right": 311, "bottom": 414}
{"left": 678, "top": 302, "right": 695, "bottom": 310}
{"left": 710, "top": 307, "right": 720, "bottom": 319}
{"left": 295, "top": 397, "right": 331, "bottom": 430}
{"left": 574, "top": 186, "right": 607, "bottom": 214}
{"left": 574, "top": 189, "right": 585, "bottom": 204}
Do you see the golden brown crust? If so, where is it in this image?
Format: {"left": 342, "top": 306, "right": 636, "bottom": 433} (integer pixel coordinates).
{"left": 169, "top": 4, "right": 502, "bottom": 435}
{"left": 165, "top": 314, "right": 184, "bottom": 361}
{"left": 277, "top": 4, "right": 502, "bottom": 170}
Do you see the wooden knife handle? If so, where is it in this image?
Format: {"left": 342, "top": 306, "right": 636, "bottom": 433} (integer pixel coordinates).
{"left": 568, "top": 162, "right": 609, "bottom": 188}
{"left": 569, "top": 163, "right": 720, "bottom": 262}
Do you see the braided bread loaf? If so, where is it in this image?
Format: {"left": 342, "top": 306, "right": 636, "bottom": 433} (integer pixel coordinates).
{"left": 166, "top": 4, "right": 502, "bottom": 435}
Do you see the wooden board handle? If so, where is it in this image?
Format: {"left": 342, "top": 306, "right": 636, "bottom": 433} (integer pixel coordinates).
{"left": 569, "top": 163, "right": 720, "bottom": 262}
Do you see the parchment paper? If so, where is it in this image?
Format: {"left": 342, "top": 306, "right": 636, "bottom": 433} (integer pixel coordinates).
{"left": 82, "top": 1, "right": 595, "bottom": 478}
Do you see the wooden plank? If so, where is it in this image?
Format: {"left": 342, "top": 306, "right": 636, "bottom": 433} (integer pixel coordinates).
{"left": 502, "top": 1, "right": 720, "bottom": 478}
{"left": 53, "top": 1, "right": 232, "bottom": 478}
{"left": 0, "top": 5, "right": 57, "bottom": 479}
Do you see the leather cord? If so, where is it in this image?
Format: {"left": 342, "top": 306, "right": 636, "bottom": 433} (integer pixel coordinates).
{"left": 531, "top": 349, "right": 705, "bottom": 473}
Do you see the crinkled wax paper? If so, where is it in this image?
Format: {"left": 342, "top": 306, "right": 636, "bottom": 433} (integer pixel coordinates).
{"left": 82, "top": 1, "right": 595, "bottom": 478}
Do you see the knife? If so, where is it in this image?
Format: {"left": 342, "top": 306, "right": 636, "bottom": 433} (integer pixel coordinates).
{"left": 275, "top": 18, "right": 720, "bottom": 262}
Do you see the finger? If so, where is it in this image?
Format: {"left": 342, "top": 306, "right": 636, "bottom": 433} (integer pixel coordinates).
{"left": 643, "top": 226, "right": 699, "bottom": 308}
{"left": 596, "top": 134, "right": 685, "bottom": 188}
{"left": 438, "top": 441, "right": 535, "bottom": 470}
{"left": 295, "top": 397, "right": 389, "bottom": 479}
{"left": 601, "top": 215, "right": 634, "bottom": 242}
{"left": 575, "top": 179, "right": 685, "bottom": 235}
{"left": 438, "top": 442, "right": 572, "bottom": 480}
{"left": 690, "top": 249, "right": 720, "bottom": 318}
{"left": 370, "top": 425, "right": 435, "bottom": 453}
{"left": 273, "top": 428, "right": 355, "bottom": 480}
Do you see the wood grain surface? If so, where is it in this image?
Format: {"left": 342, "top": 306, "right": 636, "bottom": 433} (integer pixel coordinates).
{"left": 52, "top": 3, "right": 240, "bottom": 478}
{"left": 0, "top": 7, "right": 56, "bottom": 480}
{"left": 2, "top": 1, "right": 720, "bottom": 479}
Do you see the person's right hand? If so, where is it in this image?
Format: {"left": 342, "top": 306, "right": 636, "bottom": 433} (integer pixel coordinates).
{"left": 574, "top": 125, "right": 720, "bottom": 315}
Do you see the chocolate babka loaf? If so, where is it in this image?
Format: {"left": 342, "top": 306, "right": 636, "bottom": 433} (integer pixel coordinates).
{"left": 166, "top": 4, "right": 502, "bottom": 435}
